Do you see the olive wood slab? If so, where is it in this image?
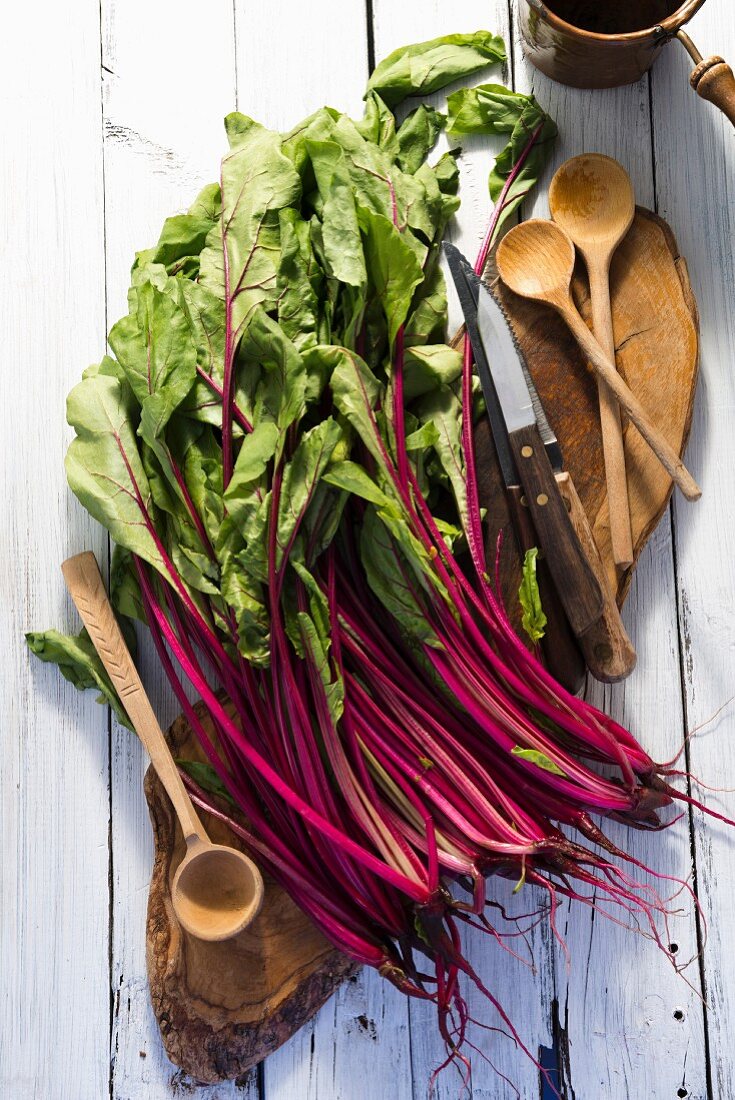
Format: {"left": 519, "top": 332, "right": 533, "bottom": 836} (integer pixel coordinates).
{"left": 144, "top": 206, "right": 698, "bottom": 1083}
{"left": 144, "top": 703, "right": 358, "bottom": 1084}
{"left": 478, "top": 206, "right": 699, "bottom": 616}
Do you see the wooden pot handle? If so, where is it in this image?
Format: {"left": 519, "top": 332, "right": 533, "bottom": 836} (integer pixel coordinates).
{"left": 678, "top": 33, "right": 735, "bottom": 127}
{"left": 691, "top": 56, "right": 735, "bottom": 125}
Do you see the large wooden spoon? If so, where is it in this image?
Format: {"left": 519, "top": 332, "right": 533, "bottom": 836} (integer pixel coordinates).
{"left": 62, "top": 551, "right": 264, "bottom": 942}
{"left": 496, "top": 221, "right": 701, "bottom": 503}
{"left": 549, "top": 154, "right": 636, "bottom": 574}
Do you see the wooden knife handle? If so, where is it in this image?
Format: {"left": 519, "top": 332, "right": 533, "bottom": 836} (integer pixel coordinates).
{"left": 508, "top": 425, "right": 604, "bottom": 640}
{"left": 506, "top": 485, "right": 586, "bottom": 695}
{"left": 555, "top": 472, "right": 637, "bottom": 683}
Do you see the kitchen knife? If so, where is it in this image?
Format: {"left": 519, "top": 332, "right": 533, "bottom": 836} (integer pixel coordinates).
{"left": 446, "top": 244, "right": 586, "bottom": 693}
{"left": 445, "top": 243, "right": 636, "bottom": 684}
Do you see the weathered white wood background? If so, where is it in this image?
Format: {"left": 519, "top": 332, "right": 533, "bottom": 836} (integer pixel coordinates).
{"left": 2, "top": 0, "right": 734, "bottom": 1096}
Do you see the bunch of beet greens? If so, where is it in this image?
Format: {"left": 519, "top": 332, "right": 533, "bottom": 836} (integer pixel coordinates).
{"left": 28, "top": 31, "right": 714, "bottom": 1087}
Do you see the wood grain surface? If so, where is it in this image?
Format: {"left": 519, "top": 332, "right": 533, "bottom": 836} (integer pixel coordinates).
{"left": 4, "top": 0, "right": 735, "bottom": 1097}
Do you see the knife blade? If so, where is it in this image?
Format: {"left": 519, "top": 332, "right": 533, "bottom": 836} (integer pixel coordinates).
{"left": 445, "top": 242, "right": 636, "bottom": 683}
{"left": 445, "top": 242, "right": 586, "bottom": 693}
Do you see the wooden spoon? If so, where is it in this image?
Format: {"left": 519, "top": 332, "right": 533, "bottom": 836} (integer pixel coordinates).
{"left": 62, "top": 551, "right": 264, "bottom": 942}
{"left": 549, "top": 154, "right": 636, "bottom": 574}
{"left": 496, "top": 221, "right": 701, "bottom": 503}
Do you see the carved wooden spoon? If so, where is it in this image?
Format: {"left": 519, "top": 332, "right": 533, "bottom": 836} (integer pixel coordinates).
{"left": 549, "top": 154, "right": 636, "bottom": 574}
{"left": 62, "top": 551, "right": 264, "bottom": 942}
{"left": 496, "top": 220, "right": 701, "bottom": 503}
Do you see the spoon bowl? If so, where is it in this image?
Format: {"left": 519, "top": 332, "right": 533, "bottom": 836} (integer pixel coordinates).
{"left": 173, "top": 840, "right": 264, "bottom": 942}
{"left": 549, "top": 154, "right": 635, "bottom": 254}
{"left": 496, "top": 219, "right": 576, "bottom": 303}
{"left": 495, "top": 221, "right": 701, "bottom": 502}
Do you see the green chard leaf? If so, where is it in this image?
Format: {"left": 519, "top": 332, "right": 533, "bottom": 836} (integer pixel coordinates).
{"left": 199, "top": 114, "right": 301, "bottom": 339}
{"left": 297, "top": 610, "right": 344, "bottom": 724}
{"left": 26, "top": 629, "right": 133, "bottom": 730}
{"left": 519, "top": 547, "right": 547, "bottom": 645}
{"left": 276, "top": 419, "right": 343, "bottom": 569}
{"left": 307, "top": 138, "right": 367, "bottom": 289}
{"left": 323, "top": 461, "right": 390, "bottom": 507}
{"left": 511, "top": 746, "right": 565, "bottom": 777}
{"left": 358, "top": 206, "right": 423, "bottom": 345}
{"left": 403, "top": 344, "right": 463, "bottom": 399}
{"left": 360, "top": 506, "right": 440, "bottom": 648}
{"left": 277, "top": 209, "right": 322, "bottom": 351}
{"left": 366, "top": 31, "right": 506, "bottom": 107}
{"left": 65, "top": 375, "right": 167, "bottom": 576}
{"left": 447, "top": 84, "right": 558, "bottom": 238}
{"left": 417, "top": 385, "right": 469, "bottom": 532}
{"left": 108, "top": 277, "right": 197, "bottom": 434}
{"left": 176, "top": 760, "right": 236, "bottom": 806}
{"left": 356, "top": 92, "right": 399, "bottom": 157}
{"left": 396, "top": 105, "right": 445, "bottom": 174}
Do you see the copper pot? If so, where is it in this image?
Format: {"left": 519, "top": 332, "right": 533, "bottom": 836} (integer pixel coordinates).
{"left": 519, "top": 0, "right": 735, "bottom": 125}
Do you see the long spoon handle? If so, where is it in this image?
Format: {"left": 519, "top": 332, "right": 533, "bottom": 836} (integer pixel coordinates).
{"left": 62, "top": 551, "right": 207, "bottom": 844}
{"left": 560, "top": 302, "right": 702, "bottom": 502}
{"left": 587, "top": 260, "right": 635, "bottom": 572}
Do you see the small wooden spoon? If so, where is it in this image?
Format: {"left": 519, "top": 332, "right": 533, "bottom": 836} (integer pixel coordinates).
{"left": 62, "top": 551, "right": 264, "bottom": 942}
{"left": 549, "top": 154, "right": 636, "bottom": 574}
{"left": 496, "top": 221, "right": 701, "bottom": 503}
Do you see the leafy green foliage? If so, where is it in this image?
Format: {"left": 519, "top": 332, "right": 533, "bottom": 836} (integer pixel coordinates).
{"left": 519, "top": 548, "right": 547, "bottom": 645}
{"left": 511, "top": 746, "right": 565, "bottom": 776}
{"left": 26, "top": 629, "right": 133, "bottom": 730}
{"left": 447, "top": 84, "right": 558, "bottom": 239}
{"left": 30, "top": 31, "right": 557, "bottom": 734}
{"left": 366, "top": 31, "right": 506, "bottom": 107}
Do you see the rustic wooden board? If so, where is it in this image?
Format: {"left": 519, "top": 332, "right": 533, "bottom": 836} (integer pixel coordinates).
{"left": 143, "top": 205, "right": 699, "bottom": 1085}
{"left": 144, "top": 705, "right": 357, "bottom": 1085}
{"left": 479, "top": 206, "right": 699, "bottom": 631}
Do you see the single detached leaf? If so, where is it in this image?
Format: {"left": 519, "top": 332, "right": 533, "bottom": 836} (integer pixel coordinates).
{"left": 519, "top": 548, "right": 547, "bottom": 645}
{"left": 26, "top": 629, "right": 132, "bottom": 730}
{"left": 366, "top": 32, "right": 506, "bottom": 107}
{"left": 511, "top": 746, "right": 564, "bottom": 777}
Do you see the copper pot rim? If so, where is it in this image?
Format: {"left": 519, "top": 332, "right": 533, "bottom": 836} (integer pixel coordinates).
{"left": 527, "top": 0, "right": 707, "bottom": 42}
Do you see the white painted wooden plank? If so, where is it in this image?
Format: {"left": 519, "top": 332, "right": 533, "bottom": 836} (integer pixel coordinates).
{"left": 651, "top": 4, "right": 735, "bottom": 1097}
{"left": 509, "top": 6, "right": 707, "bottom": 1095}
{"left": 98, "top": 3, "right": 254, "bottom": 1096}
{"left": 234, "top": 0, "right": 368, "bottom": 131}
{"left": 0, "top": 2, "right": 111, "bottom": 1098}
{"left": 368, "top": 4, "right": 556, "bottom": 1096}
